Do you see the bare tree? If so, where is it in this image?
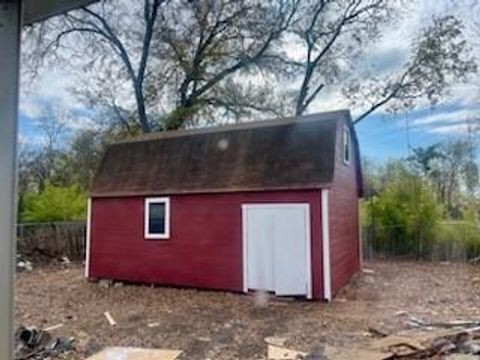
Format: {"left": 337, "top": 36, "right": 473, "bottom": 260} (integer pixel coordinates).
{"left": 152, "top": 0, "right": 299, "bottom": 129}
{"left": 36, "top": 106, "right": 67, "bottom": 151}
{"left": 349, "top": 15, "right": 477, "bottom": 124}
{"left": 290, "top": 0, "right": 392, "bottom": 116}
{"left": 24, "top": 0, "right": 298, "bottom": 132}
{"left": 24, "top": 0, "right": 166, "bottom": 133}
{"left": 284, "top": 2, "right": 475, "bottom": 123}
{"left": 18, "top": 103, "right": 69, "bottom": 192}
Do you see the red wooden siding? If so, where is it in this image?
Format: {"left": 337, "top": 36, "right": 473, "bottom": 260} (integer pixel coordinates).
{"left": 89, "top": 190, "right": 325, "bottom": 299}
{"left": 328, "top": 122, "right": 361, "bottom": 295}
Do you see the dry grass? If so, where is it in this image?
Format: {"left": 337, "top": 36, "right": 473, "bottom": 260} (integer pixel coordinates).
{"left": 14, "top": 260, "right": 480, "bottom": 359}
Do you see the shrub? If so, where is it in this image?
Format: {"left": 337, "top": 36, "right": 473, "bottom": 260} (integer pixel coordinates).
{"left": 363, "top": 174, "right": 443, "bottom": 257}
{"left": 21, "top": 184, "right": 87, "bottom": 223}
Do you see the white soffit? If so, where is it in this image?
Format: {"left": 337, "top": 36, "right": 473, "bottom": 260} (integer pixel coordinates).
{"left": 24, "top": 0, "right": 98, "bottom": 25}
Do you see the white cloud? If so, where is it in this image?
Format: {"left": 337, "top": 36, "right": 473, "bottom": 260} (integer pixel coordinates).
{"left": 411, "top": 108, "right": 480, "bottom": 127}
{"left": 19, "top": 67, "right": 100, "bottom": 136}
{"left": 429, "top": 123, "right": 476, "bottom": 135}
{"left": 62, "top": 114, "right": 100, "bottom": 131}
{"left": 18, "top": 0, "right": 480, "bottom": 143}
{"left": 20, "top": 69, "right": 82, "bottom": 113}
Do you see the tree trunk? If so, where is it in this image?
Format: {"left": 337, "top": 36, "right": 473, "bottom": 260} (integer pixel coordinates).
{"left": 134, "top": 84, "right": 150, "bottom": 133}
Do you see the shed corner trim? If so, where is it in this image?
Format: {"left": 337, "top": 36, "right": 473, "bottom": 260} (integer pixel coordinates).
{"left": 321, "top": 189, "right": 332, "bottom": 301}
{"left": 85, "top": 197, "right": 92, "bottom": 278}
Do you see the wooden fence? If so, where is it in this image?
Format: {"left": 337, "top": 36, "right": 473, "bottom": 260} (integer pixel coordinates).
{"left": 16, "top": 222, "right": 86, "bottom": 261}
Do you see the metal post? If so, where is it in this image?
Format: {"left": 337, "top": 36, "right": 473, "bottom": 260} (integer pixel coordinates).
{"left": 0, "top": 1, "right": 22, "bottom": 359}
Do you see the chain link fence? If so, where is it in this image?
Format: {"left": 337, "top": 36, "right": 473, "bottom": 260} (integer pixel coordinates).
{"left": 362, "top": 222, "right": 480, "bottom": 262}
{"left": 15, "top": 221, "right": 480, "bottom": 263}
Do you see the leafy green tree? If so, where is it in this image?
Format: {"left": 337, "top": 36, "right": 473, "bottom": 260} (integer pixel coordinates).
{"left": 21, "top": 184, "right": 87, "bottom": 223}
{"left": 408, "top": 144, "right": 443, "bottom": 178}
{"left": 364, "top": 171, "right": 443, "bottom": 257}
{"left": 407, "top": 140, "right": 479, "bottom": 217}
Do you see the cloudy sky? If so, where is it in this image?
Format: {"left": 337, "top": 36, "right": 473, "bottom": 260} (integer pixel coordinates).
{"left": 18, "top": 0, "right": 480, "bottom": 161}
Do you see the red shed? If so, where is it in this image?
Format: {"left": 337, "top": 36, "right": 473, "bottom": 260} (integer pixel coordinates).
{"left": 86, "top": 110, "right": 363, "bottom": 301}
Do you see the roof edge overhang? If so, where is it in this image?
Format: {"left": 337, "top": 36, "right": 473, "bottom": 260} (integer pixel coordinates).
{"left": 114, "top": 109, "right": 351, "bottom": 145}
{"left": 89, "top": 183, "right": 333, "bottom": 199}
{"left": 24, "top": 0, "right": 98, "bottom": 26}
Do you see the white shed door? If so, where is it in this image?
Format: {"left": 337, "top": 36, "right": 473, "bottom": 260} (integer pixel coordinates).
{"left": 243, "top": 204, "right": 310, "bottom": 297}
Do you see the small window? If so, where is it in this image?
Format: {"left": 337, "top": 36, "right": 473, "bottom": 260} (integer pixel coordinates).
{"left": 145, "top": 198, "right": 170, "bottom": 239}
{"left": 343, "top": 127, "right": 350, "bottom": 165}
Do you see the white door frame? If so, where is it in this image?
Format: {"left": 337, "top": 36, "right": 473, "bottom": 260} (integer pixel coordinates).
{"left": 242, "top": 203, "right": 312, "bottom": 299}
{"left": 321, "top": 189, "right": 332, "bottom": 302}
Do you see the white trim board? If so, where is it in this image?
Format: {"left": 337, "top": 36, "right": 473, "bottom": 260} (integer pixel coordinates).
{"left": 241, "top": 203, "right": 312, "bottom": 299}
{"left": 85, "top": 198, "right": 92, "bottom": 277}
{"left": 144, "top": 197, "right": 170, "bottom": 239}
{"left": 304, "top": 205, "right": 313, "bottom": 299}
{"left": 242, "top": 205, "right": 248, "bottom": 293}
{"left": 321, "top": 190, "right": 332, "bottom": 301}
{"left": 358, "top": 199, "right": 363, "bottom": 270}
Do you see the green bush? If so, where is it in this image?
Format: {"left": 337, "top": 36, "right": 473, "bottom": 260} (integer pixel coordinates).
{"left": 20, "top": 184, "right": 87, "bottom": 223}
{"left": 363, "top": 174, "right": 443, "bottom": 257}
{"left": 434, "top": 222, "right": 480, "bottom": 260}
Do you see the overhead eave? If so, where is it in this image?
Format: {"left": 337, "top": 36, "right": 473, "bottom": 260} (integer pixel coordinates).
{"left": 24, "top": 0, "right": 98, "bottom": 25}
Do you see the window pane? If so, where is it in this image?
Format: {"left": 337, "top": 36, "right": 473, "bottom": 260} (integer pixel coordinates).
{"left": 149, "top": 203, "right": 165, "bottom": 234}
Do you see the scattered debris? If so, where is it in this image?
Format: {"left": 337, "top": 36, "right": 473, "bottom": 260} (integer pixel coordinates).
{"left": 323, "top": 344, "right": 385, "bottom": 360}
{"left": 147, "top": 322, "right": 160, "bottom": 328}
{"left": 468, "top": 256, "right": 480, "bottom": 264}
{"left": 16, "top": 260, "right": 480, "bottom": 359}
{"left": 407, "top": 317, "right": 480, "bottom": 329}
{"left": 336, "top": 322, "right": 480, "bottom": 359}
{"left": 368, "top": 326, "right": 389, "bottom": 338}
{"left": 113, "top": 281, "right": 123, "bottom": 288}
{"left": 198, "top": 336, "right": 211, "bottom": 342}
{"left": 267, "top": 344, "right": 307, "bottom": 360}
{"left": 395, "top": 311, "right": 409, "bottom": 317}
{"left": 14, "top": 326, "right": 74, "bottom": 360}
{"left": 17, "top": 260, "right": 33, "bottom": 272}
{"left": 253, "top": 290, "right": 270, "bottom": 307}
{"left": 446, "top": 354, "right": 480, "bottom": 359}
{"left": 362, "top": 268, "right": 375, "bottom": 274}
{"left": 98, "top": 279, "right": 113, "bottom": 288}
{"left": 43, "top": 323, "right": 64, "bottom": 332}
{"left": 406, "top": 316, "right": 427, "bottom": 328}
{"left": 85, "top": 347, "right": 182, "bottom": 360}
{"left": 265, "top": 337, "right": 288, "bottom": 347}
{"left": 104, "top": 312, "right": 116, "bottom": 326}
{"left": 369, "top": 334, "right": 426, "bottom": 357}
{"left": 61, "top": 256, "right": 71, "bottom": 265}
{"left": 84, "top": 339, "right": 103, "bottom": 357}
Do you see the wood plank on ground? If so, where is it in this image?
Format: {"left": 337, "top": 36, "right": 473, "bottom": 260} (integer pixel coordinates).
{"left": 85, "top": 347, "right": 182, "bottom": 360}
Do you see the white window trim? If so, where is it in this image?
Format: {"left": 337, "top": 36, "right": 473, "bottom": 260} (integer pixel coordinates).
{"left": 343, "top": 126, "right": 350, "bottom": 166}
{"left": 144, "top": 197, "right": 170, "bottom": 239}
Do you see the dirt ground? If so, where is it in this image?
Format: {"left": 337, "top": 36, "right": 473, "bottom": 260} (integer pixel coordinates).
{"left": 14, "top": 260, "right": 480, "bottom": 359}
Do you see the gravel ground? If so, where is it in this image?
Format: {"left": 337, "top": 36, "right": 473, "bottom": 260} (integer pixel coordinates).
{"left": 14, "top": 260, "right": 480, "bottom": 359}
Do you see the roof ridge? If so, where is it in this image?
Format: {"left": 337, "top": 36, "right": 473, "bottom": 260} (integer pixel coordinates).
{"left": 114, "top": 109, "right": 350, "bottom": 145}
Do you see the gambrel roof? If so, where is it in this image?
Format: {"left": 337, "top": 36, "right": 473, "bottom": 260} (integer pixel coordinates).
{"left": 90, "top": 110, "right": 362, "bottom": 197}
